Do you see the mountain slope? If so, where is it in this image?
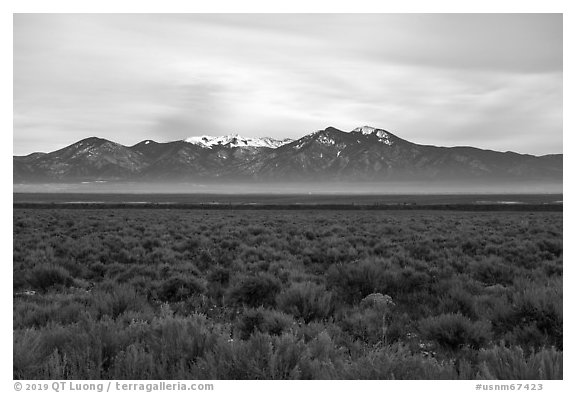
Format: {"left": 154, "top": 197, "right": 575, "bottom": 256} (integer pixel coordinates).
{"left": 13, "top": 127, "right": 563, "bottom": 183}
{"left": 14, "top": 137, "right": 148, "bottom": 182}
{"left": 130, "top": 139, "right": 276, "bottom": 180}
{"left": 238, "top": 126, "right": 562, "bottom": 181}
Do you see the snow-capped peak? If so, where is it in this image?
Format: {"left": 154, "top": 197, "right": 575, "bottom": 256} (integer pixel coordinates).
{"left": 185, "top": 134, "right": 293, "bottom": 149}
{"left": 352, "top": 126, "right": 378, "bottom": 135}
{"left": 351, "top": 125, "right": 394, "bottom": 145}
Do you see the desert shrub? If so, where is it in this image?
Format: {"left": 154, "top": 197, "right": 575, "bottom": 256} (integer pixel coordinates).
{"left": 196, "top": 249, "right": 216, "bottom": 270}
{"left": 405, "top": 240, "right": 436, "bottom": 262}
{"left": 13, "top": 328, "right": 43, "bottom": 379}
{"left": 13, "top": 209, "right": 562, "bottom": 379}
{"left": 276, "top": 282, "right": 334, "bottom": 322}
{"left": 235, "top": 307, "right": 295, "bottom": 339}
{"left": 461, "top": 239, "right": 483, "bottom": 256}
{"left": 360, "top": 293, "right": 395, "bottom": 311}
{"left": 14, "top": 297, "right": 90, "bottom": 328}
{"left": 19, "top": 312, "right": 226, "bottom": 379}
{"left": 295, "top": 321, "right": 352, "bottom": 352}
{"left": 536, "top": 238, "right": 562, "bottom": 258}
{"left": 226, "top": 273, "right": 281, "bottom": 307}
{"left": 192, "top": 331, "right": 339, "bottom": 379}
{"left": 110, "top": 343, "right": 157, "bottom": 379}
{"left": 510, "top": 280, "right": 562, "bottom": 349}
{"left": 116, "top": 265, "right": 158, "bottom": 284}
{"left": 341, "top": 343, "right": 456, "bottom": 379}
{"left": 27, "top": 264, "right": 74, "bottom": 291}
{"left": 281, "top": 330, "right": 343, "bottom": 379}
{"left": 172, "top": 237, "right": 201, "bottom": 253}
{"left": 41, "top": 348, "right": 100, "bottom": 379}
{"left": 419, "top": 313, "right": 492, "bottom": 351}
{"left": 470, "top": 256, "right": 516, "bottom": 285}
{"left": 487, "top": 278, "right": 562, "bottom": 350}
{"left": 91, "top": 284, "right": 152, "bottom": 319}
{"left": 194, "top": 332, "right": 282, "bottom": 379}
{"left": 541, "top": 259, "right": 562, "bottom": 277}
{"left": 326, "top": 259, "right": 389, "bottom": 303}
{"left": 504, "top": 323, "right": 548, "bottom": 353}
{"left": 206, "top": 267, "right": 231, "bottom": 301}
{"left": 342, "top": 307, "right": 386, "bottom": 344}
{"left": 328, "top": 258, "right": 433, "bottom": 305}
{"left": 88, "top": 261, "right": 106, "bottom": 280}
{"left": 146, "top": 313, "right": 225, "bottom": 376}
{"left": 208, "top": 267, "right": 230, "bottom": 286}
{"left": 493, "top": 241, "right": 542, "bottom": 269}
{"left": 342, "top": 293, "right": 396, "bottom": 344}
{"left": 13, "top": 322, "right": 101, "bottom": 379}
{"left": 476, "top": 345, "right": 562, "bottom": 380}
{"left": 393, "top": 266, "right": 432, "bottom": 294}
{"left": 157, "top": 276, "right": 206, "bottom": 302}
{"left": 142, "top": 237, "right": 161, "bottom": 251}
{"left": 13, "top": 268, "right": 28, "bottom": 290}
{"left": 437, "top": 286, "right": 478, "bottom": 319}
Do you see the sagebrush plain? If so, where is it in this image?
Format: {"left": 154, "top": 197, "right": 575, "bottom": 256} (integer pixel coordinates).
{"left": 13, "top": 208, "right": 562, "bottom": 379}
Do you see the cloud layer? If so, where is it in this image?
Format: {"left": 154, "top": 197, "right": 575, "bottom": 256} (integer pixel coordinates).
{"left": 14, "top": 14, "right": 562, "bottom": 155}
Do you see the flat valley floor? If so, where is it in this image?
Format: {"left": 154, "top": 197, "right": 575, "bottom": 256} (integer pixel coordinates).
{"left": 13, "top": 203, "right": 562, "bottom": 379}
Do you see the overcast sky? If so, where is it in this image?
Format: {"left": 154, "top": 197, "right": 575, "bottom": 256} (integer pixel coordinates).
{"left": 14, "top": 13, "right": 562, "bottom": 155}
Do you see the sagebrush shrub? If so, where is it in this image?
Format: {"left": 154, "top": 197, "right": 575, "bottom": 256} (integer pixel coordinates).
{"left": 235, "top": 307, "right": 294, "bottom": 339}
{"left": 327, "top": 259, "right": 389, "bottom": 303}
{"left": 276, "top": 282, "right": 333, "bottom": 322}
{"left": 437, "top": 286, "right": 478, "bottom": 319}
{"left": 510, "top": 280, "right": 562, "bottom": 349}
{"left": 27, "top": 264, "right": 74, "bottom": 291}
{"left": 476, "top": 345, "right": 562, "bottom": 380}
{"left": 470, "top": 256, "right": 515, "bottom": 285}
{"left": 341, "top": 343, "right": 456, "bottom": 379}
{"left": 13, "top": 328, "right": 43, "bottom": 379}
{"left": 91, "top": 284, "right": 151, "bottom": 319}
{"left": 157, "top": 276, "right": 206, "bottom": 302}
{"left": 419, "top": 313, "right": 492, "bottom": 351}
{"left": 206, "top": 267, "right": 231, "bottom": 301}
{"left": 226, "top": 273, "right": 281, "bottom": 307}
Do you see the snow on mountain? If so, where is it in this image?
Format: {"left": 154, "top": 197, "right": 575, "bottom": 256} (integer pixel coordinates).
{"left": 317, "top": 134, "right": 336, "bottom": 146}
{"left": 185, "top": 134, "right": 293, "bottom": 149}
{"left": 352, "top": 126, "right": 378, "bottom": 135}
{"left": 13, "top": 125, "right": 564, "bottom": 183}
{"left": 185, "top": 135, "right": 220, "bottom": 148}
{"left": 352, "top": 126, "right": 394, "bottom": 145}
{"left": 259, "top": 137, "right": 295, "bottom": 148}
{"left": 186, "top": 127, "right": 394, "bottom": 149}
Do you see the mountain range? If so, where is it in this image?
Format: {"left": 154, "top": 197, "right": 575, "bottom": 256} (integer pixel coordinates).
{"left": 13, "top": 126, "right": 562, "bottom": 184}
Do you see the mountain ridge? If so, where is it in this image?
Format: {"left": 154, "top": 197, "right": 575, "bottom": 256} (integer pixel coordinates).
{"left": 13, "top": 126, "right": 563, "bottom": 183}
{"left": 185, "top": 134, "right": 293, "bottom": 149}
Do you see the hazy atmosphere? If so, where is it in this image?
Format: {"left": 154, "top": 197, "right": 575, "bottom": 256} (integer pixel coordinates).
{"left": 14, "top": 13, "right": 562, "bottom": 156}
